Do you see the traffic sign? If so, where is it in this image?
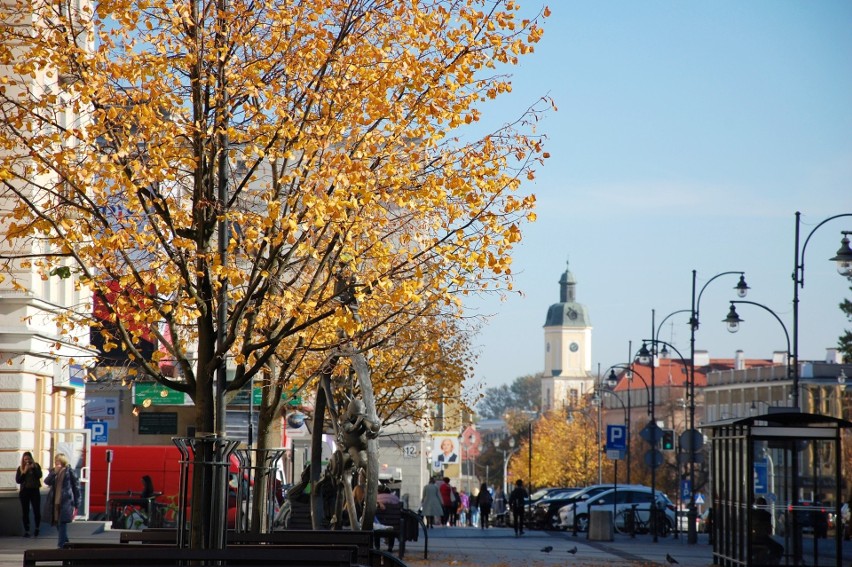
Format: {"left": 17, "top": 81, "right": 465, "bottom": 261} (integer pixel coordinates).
{"left": 754, "top": 461, "right": 768, "bottom": 494}
{"left": 681, "top": 479, "right": 692, "bottom": 501}
{"left": 640, "top": 422, "right": 663, "bottom": 444}
{"left": 679, "top": 429, "right": 704, "bottom": 452}
{"left": 606, "top": 449, "right": 625, "bottom": 461}
{"left": 86, "top": 421, "right": 108, "bottom": 444}
{"left": 694, "top": 493, "right": 705, "bottom": 505}
{"left": 607, "top": 425, "right": 627, "bottom": 451}
{"left": 644, "top": 448, "right": 663, "bottom": 469}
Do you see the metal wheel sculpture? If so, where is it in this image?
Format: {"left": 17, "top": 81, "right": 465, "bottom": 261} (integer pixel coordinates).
{"left": 309, "top": 273, "right": 381, "bottom": 531}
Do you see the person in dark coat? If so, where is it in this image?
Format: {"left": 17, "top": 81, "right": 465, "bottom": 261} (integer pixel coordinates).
{"left": 43, "top": 453, "right": 80, "bottom": 548}
{"left": 751, "top": 496, "right": 782, "bottom": 565}
{"left": 16, "top": 451, "right": 42, "bottom": 537}
{"left": 508, "top": 479, "right": 528, "bottom": 536}
{"left": 476, "top": 483, "right": 493, "bottom": 529}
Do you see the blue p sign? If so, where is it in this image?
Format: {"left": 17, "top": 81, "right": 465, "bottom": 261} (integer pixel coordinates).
{"left": 86, "top": 421, "right": 108, "bottom": 444}
{"left": 607, "top": 425, "right": 627, "bottom": 451}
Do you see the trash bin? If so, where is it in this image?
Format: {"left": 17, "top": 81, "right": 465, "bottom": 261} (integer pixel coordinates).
{"left": 588, "top": 509, "right": 613, "bottom": 541}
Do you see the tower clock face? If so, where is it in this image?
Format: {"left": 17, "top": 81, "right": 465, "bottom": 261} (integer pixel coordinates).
{"left": 569, "top": 342, "right": 579, "bottom": 352}
{"left": 568, "top": 308, "right": 578, "bottom": 320}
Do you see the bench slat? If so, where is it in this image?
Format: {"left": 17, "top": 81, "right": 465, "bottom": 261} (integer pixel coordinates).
{"left": 24, "top": 546, "right": 356, "bottom": 567}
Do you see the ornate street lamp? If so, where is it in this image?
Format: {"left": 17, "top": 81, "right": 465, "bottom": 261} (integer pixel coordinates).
{"left": 831, "top": 232, "right": 852, "bottom": 276}
{"left": 606, "top": 359, "right": 652, "bottom": 485}
{"left": 493, "top": 437, "right": 517, "bottom": 496}
{"left": 791, "top": 212, "right": 852, "bottom": 409}
{"left": 724, "top": 301, "right": 792, "bottom": 394}
{"left": 635, "top": 314, "right": 691, "bottom": 544}
{"left": 681, "top": 271, "right": 749, "bottom": 544}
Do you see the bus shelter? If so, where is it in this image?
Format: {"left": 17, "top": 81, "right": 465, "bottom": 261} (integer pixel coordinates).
{"left": 705, "top": 412, "right": 850, "bottom": 567}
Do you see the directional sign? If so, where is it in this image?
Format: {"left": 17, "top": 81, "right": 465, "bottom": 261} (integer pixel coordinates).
{"left": 644, "top": 449, "right": 663, "bottom": 469}
{"left": 86, "top": 421, "right": 108, "bottom": 444}
{"left": 640, "top": 422, "right": 663, "bottom": 445}
{"left": 607, "top": 425, "right": 627, "bottom": 451}
{"left": 754, "top": 461, "right": 768, "bottom": 494}
{"left": 679, "top": 429, "right": 704, "bottom": 453}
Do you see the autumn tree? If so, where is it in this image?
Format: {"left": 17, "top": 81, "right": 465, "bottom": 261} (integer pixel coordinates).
{"left": 0, "top": 0, "right": 550, "bottom": 542}
{"left": 507, "top": 407, "right": 602, "bottom": 490}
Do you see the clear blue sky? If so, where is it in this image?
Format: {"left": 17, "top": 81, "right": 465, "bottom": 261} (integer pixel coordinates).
{"left": 469, "top": 1, "right": 852, "bottom": 393}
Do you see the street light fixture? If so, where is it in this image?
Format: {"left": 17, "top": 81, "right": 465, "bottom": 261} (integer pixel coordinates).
{"left": 606, "top": 362, "right": 652, "bottom": 485}
{"left": 598, "top": 388, "right": 629, "bottom": 484}
{"left": 635, "top": 316, "right": 692, "bottom": 544}
{"left": 683, "top": 270, "right": 749, "bottom": 544}
{"left": 723, "top": 301, "right": 792, "bottom": 385}
{"left": 493, "top": 437, "right": 517, "bottom": 496}
{"left": 791, "top": 212, "right": 852, "bottom": 410}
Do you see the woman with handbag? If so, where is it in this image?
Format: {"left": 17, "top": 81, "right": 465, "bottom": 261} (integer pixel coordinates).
{"left": 43, "top": 453, "right": 80, "bottom": 548}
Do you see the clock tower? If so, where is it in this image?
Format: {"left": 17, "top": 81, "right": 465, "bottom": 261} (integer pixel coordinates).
{"left": 540, "top": 261, "right": 594, "bottom": 412}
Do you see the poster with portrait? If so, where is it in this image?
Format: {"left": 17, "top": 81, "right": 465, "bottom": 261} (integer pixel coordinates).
{"left": 431, "top": 433, "right": 461, "bottom": 478}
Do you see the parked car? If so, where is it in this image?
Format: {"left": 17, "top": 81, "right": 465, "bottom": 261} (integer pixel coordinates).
{"left": 529, "top": 488, "right": 582, "bottom": 530}
{"left": 776, "top": 501, "right": 830, "bottom": 537}
{"left": 676, "top": 508, "right": 702, "bottom": 533}
{"left": 554, "top": 484, "right": 644, "bottom": 531}
{"left": 558, "top": 486, "right": 676, "bottom": 535}
{"left": 523, "top": 487, "right": 577, "bottom": 527}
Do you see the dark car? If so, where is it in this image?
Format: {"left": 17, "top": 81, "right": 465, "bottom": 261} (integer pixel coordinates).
{"left": 776, "top": 501, "right": 830, "bottom": 537}
{"left": 530, "top": 489, "right": 582, "bottom": 530}
{"left": 522, "top": 487, "right": 570, "bottom": 526}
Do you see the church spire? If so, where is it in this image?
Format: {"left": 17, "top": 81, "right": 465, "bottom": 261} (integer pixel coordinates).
{"left": 559, "top": 260, "right": 576, "bottom": 303}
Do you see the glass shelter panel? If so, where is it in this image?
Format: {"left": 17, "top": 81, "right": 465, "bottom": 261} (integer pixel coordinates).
{"left": 708, "top": 414, "right": 849, "bottom": 567}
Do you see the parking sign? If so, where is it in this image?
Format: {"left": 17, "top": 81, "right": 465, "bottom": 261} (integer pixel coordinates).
{"left": 86, "top": 421, "right": 108, "bottom": 444}
{"left": 607, "top": 425, "right": 627, "bottom": 451}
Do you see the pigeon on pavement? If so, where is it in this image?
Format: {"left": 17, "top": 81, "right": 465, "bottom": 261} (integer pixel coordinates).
{"left": 540, "top": 546, "right": 553, "bottom": 553}
{"left": 666, "top": 553, "right": 679, "bottom": 564}
{"left": 567, "top": 546, "right": 578, "bottom": 554}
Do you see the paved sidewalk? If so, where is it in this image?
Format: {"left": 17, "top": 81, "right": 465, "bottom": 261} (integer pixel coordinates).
{"left": 401, "top": 525, "right": 713, "bottom": 566}
{"left": 0, "top": 523, "right": 714, "bottom": 567}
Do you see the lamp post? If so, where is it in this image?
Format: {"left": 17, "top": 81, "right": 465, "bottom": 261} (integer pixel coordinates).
{"left": 607, "top": 364, "right": 652, "bottom": 485}
{"left": 595, "top": 388, "right": 628, "bottom": 483}
{"left": 636, "top": 314, "right": 691, "bottom": 543}
{"left": 723, "top": 300, "right": 791, "bottom": 379}
{"left": 493, "top": 437, "right": 517, "bottom": 496}
{"left": 791, "top": 212, "right": 852, "bottom": 410}
{"left": 682, "top": 270, "right": 749, "bottom": 544}
{"left": 722, "top": 298, "right": 796, "bottom": 561}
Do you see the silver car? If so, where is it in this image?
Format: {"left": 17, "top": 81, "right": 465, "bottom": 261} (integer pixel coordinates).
{"left": 558, "top": 485, "right": 676, "bottom": 535}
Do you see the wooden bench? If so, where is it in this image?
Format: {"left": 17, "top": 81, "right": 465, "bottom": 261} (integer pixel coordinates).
{"left": 373, "top": 503, "right": 427, "bottom": 560}
{"left": 23, "top": 546, "right": 357, "bottom": 567}
{"left": 119, "top": 529, "right": 375, "bottom": 565}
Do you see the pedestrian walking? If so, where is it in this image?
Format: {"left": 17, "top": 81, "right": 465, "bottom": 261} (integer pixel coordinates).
{"left": 508, "top": 479, "right": 528, "bottom": 536}
{"left": 16, "top": 451, "right": 42, "bottom": 537}
{"left": 439, "top": 477, "right": 453, "bottom": 526}
{"left": 459, "top": 490, "right": 470, "bottom": 526}
{"left": 450, "top": 486, "right": 461, "bottom": 526}
{"left": 43, "top": 453, "right": 80, "bottom": 548}
{"left": 477, "top": 482, "right": 493, "bottom": 529}
{"left": 493, "top": 486, "right": 506, "bottom": 526}
{"left": 420, "top": 477, "right": 444, "bottom": 528}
